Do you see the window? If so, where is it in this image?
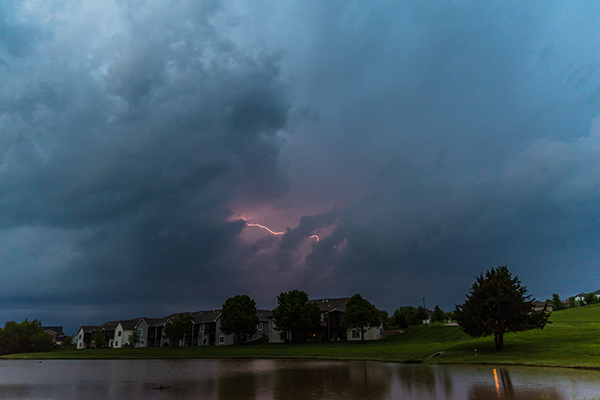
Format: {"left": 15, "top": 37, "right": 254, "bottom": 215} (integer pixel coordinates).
{"left": 115, "top": 341, "right": 119, "bottom": 347}
{"left": 118, "top": 331, "right": 122, "bottom": 337}
{"left": 352, "top": 330, "right": 360, "bottom": 339}
{"left": 79, "top": 334, "right": 82, "bottom": 339}
{"left": 200, "top": 324, "right": 204, "bottom": 332}
{"left": 257, "top": 323, "right": 263, "bottom": 331}
{"left": 219, "top": 336, "right": 225, "bottom": 344}
{"left": 141, "top": 340, "right": 144, "bottom": 346}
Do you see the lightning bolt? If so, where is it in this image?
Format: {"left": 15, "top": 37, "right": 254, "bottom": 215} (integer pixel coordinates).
{"left": 241, "top": 218, "right": 320, "bottom": 241}
{"left": 245, "top": 221, "right": 285, "bottom": 236}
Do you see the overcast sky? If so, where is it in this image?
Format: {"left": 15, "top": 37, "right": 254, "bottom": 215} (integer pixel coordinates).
{"left": 2, "top": 0, "right": 600, "bottom": 334}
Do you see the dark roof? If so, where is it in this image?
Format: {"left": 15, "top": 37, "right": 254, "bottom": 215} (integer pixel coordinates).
{"left": 79, "top": 325, "right": 99, "bottom": 333}
{"left": 99, "top": 320, "right": 120, "bottom": 331}
{"left": 118, "top": 318, "right": 143, "bottom": 330}
{"left": 137, "top": 317, "right": 163, "bottom": 327}
{"left": 257, "top": 309, "right": 272, "bottom": 320}
{"left": 191, "top": 310, "right": 221, "bottom": 323}
{"left": 309, "top": 297, "right": 352, "bottom": 313}
{"left": 43, "top": 326, "right": 64, "bottom": 335}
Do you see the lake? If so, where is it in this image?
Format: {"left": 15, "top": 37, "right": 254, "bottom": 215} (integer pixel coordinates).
{"left": 1, "top": 359, "right": 600, "bottom": 399}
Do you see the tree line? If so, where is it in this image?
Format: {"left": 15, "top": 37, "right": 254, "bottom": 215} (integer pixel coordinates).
{"left": 0, "top": 319, "right": 56, "bottom": 356}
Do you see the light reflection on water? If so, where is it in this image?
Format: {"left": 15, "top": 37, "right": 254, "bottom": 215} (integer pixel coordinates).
{"left": 1, "top": 359, "right": 599, "bottom": 399}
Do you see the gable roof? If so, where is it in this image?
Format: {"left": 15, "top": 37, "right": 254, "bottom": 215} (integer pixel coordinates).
{"left": 99, "top": 320, "right": 120, "bottom": 331}
{"left": 79, "top": 325, "right": 99, "bottom": 333}
{"left": 191, "top": 310, "right": 221, "bottom": 323}
{"left": 43, "top": 326, "right": 64, "bottom": 336}
{"left": 118, "top": 318, "right": 143, "bottom": 330}
{"left": 309, "top": 297, "right": 352, "bottom": 313}
{"left": 136, "top": 317, "right": 163, "bottom": 328}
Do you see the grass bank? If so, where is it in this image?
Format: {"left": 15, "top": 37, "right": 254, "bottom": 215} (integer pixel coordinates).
{"left": 4, "top": 304, "right": 600, "bottom": 369}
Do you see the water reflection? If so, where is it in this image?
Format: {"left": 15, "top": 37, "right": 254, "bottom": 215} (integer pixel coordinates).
{"left": 467, "top": 368, "right": 565, "bottom": 400}
{"left": 0, "top": 359, "right": 599, "bottom": 399}
{"left": 219, "top": 369, "right": 257, "bottom": 400}
{"left": 272, "top": 360, "right": 392, "bottom": 400}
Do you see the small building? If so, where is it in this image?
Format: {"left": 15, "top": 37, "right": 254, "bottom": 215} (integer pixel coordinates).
{"left": 43, "top": 326, "right": 64, "bottom": 346}
{"left": 533, "top": 300, "right": 553, "bottom": 312}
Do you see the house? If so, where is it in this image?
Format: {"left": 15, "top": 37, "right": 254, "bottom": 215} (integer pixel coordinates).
{"left": 193, "top": 309, "right": 271, "bottom": 346}
{"left": 76, "top": 326, "right": 99, "bottom": 349}
{"left": 574, "top": 292, "right": 587, "bottom": 302}
{"left": 42, "top": 326, "right": 64, "bottom": 345}
{"left": 76, "top": 308, "right": 272, "bottom": 349}
{"left": 269, "top": 297, "right": 384, "bottom": 343}
{"left": 113, "top": 318, "right": 143, "bottom": 348}
{"left": 533, "top": 300, "right": 553, "bottom": 313}
{"left": 75, "top": 320, "right": 123, "bottom": 349}
{"left": 134, "top": 317, "right": 163, "bottom": 348}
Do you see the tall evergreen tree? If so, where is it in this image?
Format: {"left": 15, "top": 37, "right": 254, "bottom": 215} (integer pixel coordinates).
{"left": 454, "top": 266, "right": 550, "bottom": 351}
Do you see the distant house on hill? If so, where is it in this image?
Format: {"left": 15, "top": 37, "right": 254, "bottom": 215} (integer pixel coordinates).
{"left": 533, "top": 300, "right": 552, "bottom": 313}
{"left": 571, "top": 290, "right": 600, "bottom": 304}
{"left": 269, "top": 297, "right": 384, "bottom": 343}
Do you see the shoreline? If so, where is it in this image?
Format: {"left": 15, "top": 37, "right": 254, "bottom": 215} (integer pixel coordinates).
{"left": 3, "top": 304, "right": 600, "bottom": 370}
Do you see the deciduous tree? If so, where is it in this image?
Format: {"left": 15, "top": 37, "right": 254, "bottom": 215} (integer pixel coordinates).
{"left": 432, "top": 305, "right": 445, "bottom": 323}
{"left": 0, "top": 319, "right": 54, "bottom": 355}
{"left": 454, "top": 266, "right": 550, "bottom": 351}
{"left": 220, "top": 294, "right": 259, "bottom": 344}
{"left": 272, "top": 290, "right": 320, "bottom": 342}
{"left": 340, "top": 294, "right": 381, "bottom": 342}
{"left": 551, "top": 293, "right": 564, "bottom": 311}
{"left": 163, "top": 314, "right": 194, "bottom": 346}
{"left": 128, "top": 329, "right": 141, "bottom": 347}
{"left": 62, "top": 335, "right": 74, "bottom": 351}
{"left": 93, "top": 330, "right": 106, "bottom": 348}
{"left": 584, "top": 292, "right": 598, "bottom": 306}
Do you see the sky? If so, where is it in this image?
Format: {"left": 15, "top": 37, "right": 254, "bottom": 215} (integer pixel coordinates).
{"left": 1, "top": 0, "right": 600, "bottom": 334}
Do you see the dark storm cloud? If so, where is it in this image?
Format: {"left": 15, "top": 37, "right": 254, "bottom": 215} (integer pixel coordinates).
{"left": 2, "top": 0, "right": 600, "bottom": 332}
{"left": 0, "top": 0, "right": 294, "bottom": 329}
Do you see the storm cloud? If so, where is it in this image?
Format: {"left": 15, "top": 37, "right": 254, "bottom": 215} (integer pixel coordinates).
{"left": 1, "top": 0, "right": 600, "bottom": 332}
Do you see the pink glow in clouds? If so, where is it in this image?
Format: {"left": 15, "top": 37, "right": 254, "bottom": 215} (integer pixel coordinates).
{"left": 241, "top": 218, "right": 320, "bottom": 241}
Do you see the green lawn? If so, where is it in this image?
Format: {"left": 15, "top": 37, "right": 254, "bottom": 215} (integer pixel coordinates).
{"left": 4, "top": 304, "right": 600, "bottom": 369}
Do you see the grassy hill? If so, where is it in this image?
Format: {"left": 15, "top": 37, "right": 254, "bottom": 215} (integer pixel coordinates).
{"left": 4, "top": 304, "right": 600, "bottom": 369}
